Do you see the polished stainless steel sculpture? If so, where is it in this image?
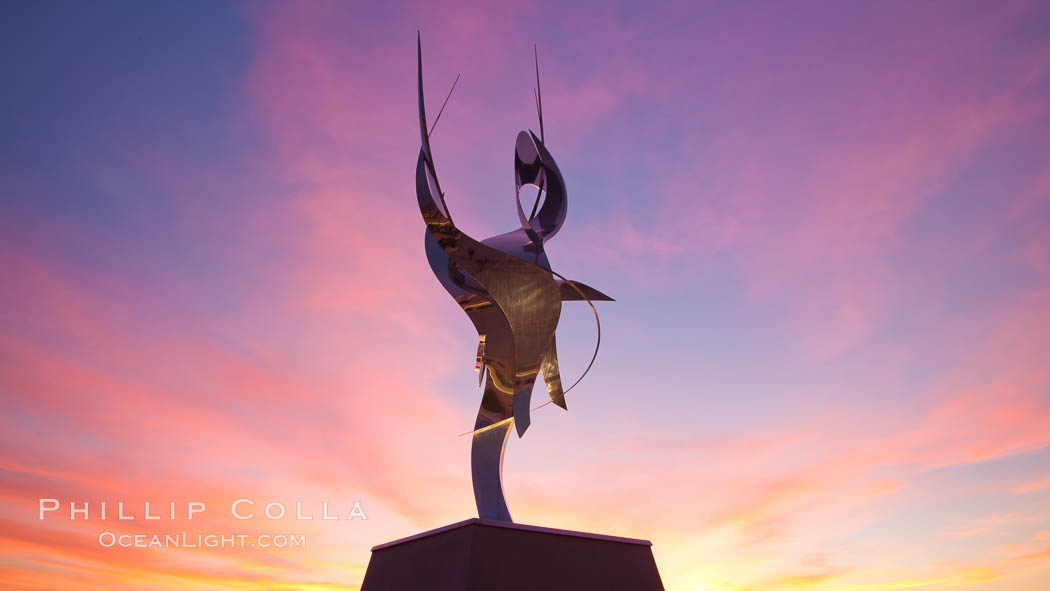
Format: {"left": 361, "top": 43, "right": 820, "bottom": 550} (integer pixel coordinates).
{"left": 415, "top": 36, "right": 612, "bottom": 522}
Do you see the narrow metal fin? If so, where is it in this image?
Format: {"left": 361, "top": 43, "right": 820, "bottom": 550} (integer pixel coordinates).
{"left": 534, "top": 44, "right": 545, "bottom": 143}
{"left": 417, "top": 32, "right": 452, "bottom": 222}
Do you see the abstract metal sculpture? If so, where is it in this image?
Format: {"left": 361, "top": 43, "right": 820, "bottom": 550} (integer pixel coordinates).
{"left": 415, "top": 36, "right": 612, "bottom": 522}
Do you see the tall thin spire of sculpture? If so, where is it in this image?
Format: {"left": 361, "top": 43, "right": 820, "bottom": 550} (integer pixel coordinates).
{"left": 534, "top": 44, "right": 545, "bottom": 143}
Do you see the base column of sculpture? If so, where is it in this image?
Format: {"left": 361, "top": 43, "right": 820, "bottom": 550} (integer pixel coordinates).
{"left": 470, "top": 417, "right": 513, "bottom": 522}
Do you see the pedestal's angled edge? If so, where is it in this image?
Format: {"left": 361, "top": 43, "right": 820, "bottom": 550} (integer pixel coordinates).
{"left": 370, "top": 518, "right": 480, "bottom": 551}
{"left": 371, "top": 518, "right": 653, "bottom": 551}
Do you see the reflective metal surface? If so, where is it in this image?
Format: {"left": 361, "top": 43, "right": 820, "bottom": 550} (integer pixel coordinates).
{"left": 415, "top": 35, "right": 612, "bottom": 522}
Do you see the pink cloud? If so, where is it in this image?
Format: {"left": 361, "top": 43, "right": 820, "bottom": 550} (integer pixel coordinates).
{"left": 1014, "top": 475, "right": 1050, "bottom": 495}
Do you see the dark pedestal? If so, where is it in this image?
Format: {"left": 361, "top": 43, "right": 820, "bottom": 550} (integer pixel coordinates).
{"left": 361, "top": 518, "right": 663, "bottom": 590}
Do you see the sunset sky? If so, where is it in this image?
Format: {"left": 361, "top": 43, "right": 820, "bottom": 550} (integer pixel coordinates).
{"left": 2, "top": 1, "right": 1050, "bottom": 590}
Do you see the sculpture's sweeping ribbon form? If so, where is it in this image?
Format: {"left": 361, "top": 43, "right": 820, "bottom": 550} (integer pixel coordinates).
{"left": 416, "top": 32, "right": 613, "bottom": 521}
